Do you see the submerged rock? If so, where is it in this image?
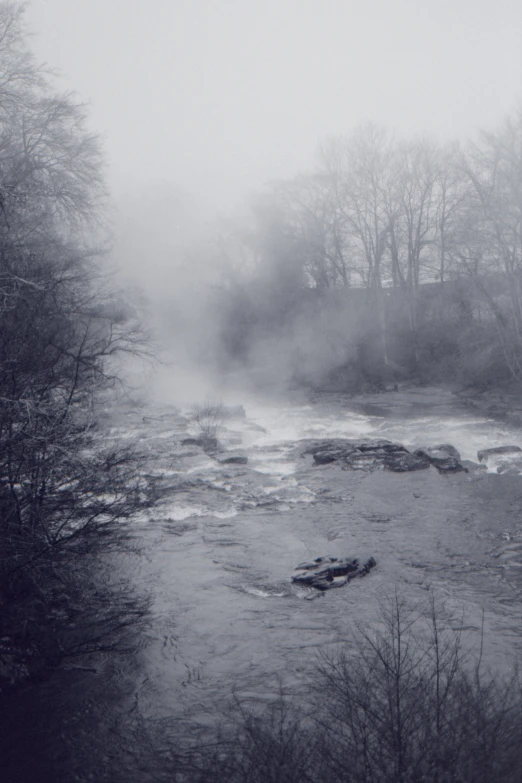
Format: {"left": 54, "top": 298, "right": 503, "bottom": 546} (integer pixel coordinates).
{"left": 477, "top": 445, "right": 522, "bottom": 463}
{"left": 218, "top": 453, "right": 249, "bottom": 465}
{"left": 292, "top": 556, "right": 377, "bottom": 591}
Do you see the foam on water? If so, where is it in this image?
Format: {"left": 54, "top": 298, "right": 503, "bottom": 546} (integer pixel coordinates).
{"left": 185, "top": 459, "right": 220, "bottom": 474}
{"left": 245, "top": 404, "right": 375, "bottom": 446}
{"left": 165, "top": 503, "right": 208, "bottom": 521}
{"left": 241, "top": 586, "right": 286, "bottom": 598}
{"left": 162, "top": 503, "right": 239, "bottom": 521}
{"left": 212, "top": 509, "right": 239, "bottom": 519}
{"left": 242, "top": 398, "right": 522, "bottom": 471}
{"left": 250, "top": 458, "right": 297, "bottom": 476}
{"left": 377, "top": 416, "right": 519, "bottom": 464}
{"left": 147, "top": 392, "right": 522, "bottom": 504}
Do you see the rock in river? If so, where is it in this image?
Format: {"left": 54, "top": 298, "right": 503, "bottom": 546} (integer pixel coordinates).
{"left": 292, "top": 555, "right": 377, "bottom": 591}
{"left": 382, "top": 451, "right": 431, "bottom": 472}
{"left": 300, "top": 438, "right": 430, "bottom": 472}
{"left": 414, "top": 444, "right": 467, "bottom": 473}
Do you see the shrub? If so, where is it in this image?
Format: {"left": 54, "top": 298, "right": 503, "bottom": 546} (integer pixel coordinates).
{"left": 190, "top": 400, "right": 226, "bottom": 440}
{"left": 176, "top": 592, "right": 522, "bottom": 783}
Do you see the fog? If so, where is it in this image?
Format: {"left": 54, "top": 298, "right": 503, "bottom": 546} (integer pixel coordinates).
{"left": 23, "top": 0, "right": 522, "bottom": 401}
{"left": 5, "top": 6, "right": 522, "bottom": 780}
{"left": 28, "top": 0, "right": 522, "bottom": 236}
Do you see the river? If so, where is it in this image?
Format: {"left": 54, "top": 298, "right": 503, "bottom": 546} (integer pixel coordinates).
{"left": 4, "top": 384, "right": 522, "bottom": 781}
{"left": 122, "top": 385, "right": 522, "bottom": 729}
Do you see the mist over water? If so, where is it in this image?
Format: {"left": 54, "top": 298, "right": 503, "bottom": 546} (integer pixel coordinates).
{"left": 3, "top": 3, "right": 522, "bottom": 781}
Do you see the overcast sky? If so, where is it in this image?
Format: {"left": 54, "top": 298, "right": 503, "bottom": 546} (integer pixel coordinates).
{"left": 27, "top": 0, "right": 522, "bottom": 212}
{"left": 22, "top": 0, "right": 522, "bottom": 299}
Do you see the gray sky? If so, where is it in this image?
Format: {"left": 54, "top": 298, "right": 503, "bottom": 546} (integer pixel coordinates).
{"left": 27, "top": 0, "right": 522, "bottom": 213}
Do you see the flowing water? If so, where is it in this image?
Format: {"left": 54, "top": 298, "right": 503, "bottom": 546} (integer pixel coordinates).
{"left": 116, "top": 385, "right": 522, "bottom": 730}
{"left": 5, "top": 385, "right": 522, "bottom": 782}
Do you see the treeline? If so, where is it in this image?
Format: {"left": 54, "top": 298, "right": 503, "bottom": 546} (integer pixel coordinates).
{"left": 206, "top": 114, "right": 522, "bottom": 390}
{"left": 0, "top": 2, "right": 153, "bottom": 690}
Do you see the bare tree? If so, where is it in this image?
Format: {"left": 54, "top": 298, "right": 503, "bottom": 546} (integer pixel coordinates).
{"left": 0, "top": 2, "right": 155, "bottom": 678}
{"left": 459, "top": 110, "right": 522, "bottom": 382}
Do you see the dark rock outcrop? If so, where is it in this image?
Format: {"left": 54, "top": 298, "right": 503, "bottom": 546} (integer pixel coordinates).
{"left": 300, "top": 439, "right": 430, "bottom": 472}
{"left": 414, "top": 444, "right": 467, "bottom": 473}
{"left": 383, "top": 451, "right": 431, "bottom": 472}
{"left": 292, "top": 555, "right": 377, "bottom": 591}
{"left": 358, "top": 440, "right": 406, "bottom": 453}
{"left": 301, "top": 440, "right": 359, "bottom": 463}
{"left": 477, "top": 445, "right": 522, "bottom": 463}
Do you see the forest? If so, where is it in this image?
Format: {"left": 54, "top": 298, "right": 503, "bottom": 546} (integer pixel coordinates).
{"left": 202, "top": 118, "right": 522, "bottom": 391}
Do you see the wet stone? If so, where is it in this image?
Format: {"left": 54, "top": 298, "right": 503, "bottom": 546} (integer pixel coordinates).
{"left": 301, "top": 438, "right": 431, "bottom": 472}
{"left": 414, "top": 444, "right": 461, "bottom": 463}
{"left": 382, "top": 452, "right": 431, "bottom": 472}
{"left": 314, "top": 449, "right": 355, "bottom": 464}
{"left": 435, "top": 459, "right": 468, "bottom": 474}
{"left": 414, "top": 444, "right": 466, "bottom": 473}
{"left": 292, "top": 556, "right": 377, "bottom": 591}
{"left": 296, "top": 555, "right": 338, "bottom": 570}
{"left": 358, "top": 440, "right": 406, "bottom": 453}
